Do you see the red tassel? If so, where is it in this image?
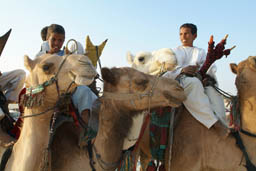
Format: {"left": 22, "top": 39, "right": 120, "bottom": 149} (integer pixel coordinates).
{"left": 146, "top": 165, "right": 157, "bottom": 171}
{"left": 9, "top": 123, "right": 21, "bottom": 139}
{"left": 159, "top": 164, "right": 165, "bottom": 171}
{"left": 160, "top": 128, "right": 167, "bottom": 146}
{"left": 69, "top": 104, "right": 80, "bottom": 127}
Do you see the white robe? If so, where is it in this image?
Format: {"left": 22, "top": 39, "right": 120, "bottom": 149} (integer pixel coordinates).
{"left": 35, "top": 40, "right": 85, "bottom": 59}
{"left": 163, "top": 46, "right": 226, "bottom": 128}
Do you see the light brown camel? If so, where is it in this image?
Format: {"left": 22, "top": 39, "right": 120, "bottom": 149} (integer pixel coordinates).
{"left": 137, "top": 56, "right": 256, "bottom": 171}
{"left": 3, "top": 53, "right": 186, "bottom": 171}
{"left": 4, "top": 53, "right": 97, "bottom": 171}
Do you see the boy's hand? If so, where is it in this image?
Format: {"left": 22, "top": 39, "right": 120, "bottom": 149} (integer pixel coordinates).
{"left": 202, "top": 74, "right": 216, "bottom": 87}
{"left": 181, "top": 65, "right": 199, "bottom": 76}
{"left": 47, "top": 49, "right": 55, "bottom": 54}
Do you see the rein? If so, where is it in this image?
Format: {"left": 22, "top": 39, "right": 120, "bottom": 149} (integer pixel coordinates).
{"left": 102, "top": 91, "right": 154, "bottom": 101}
{"left": 93, "top": 145, "right": 121, "bottom": 171}
{"left": 240, "top": 129, "right": 256, "bottom": 138}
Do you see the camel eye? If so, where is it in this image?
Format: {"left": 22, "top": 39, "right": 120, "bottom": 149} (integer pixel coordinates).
{"left": 42, "top": 63, "right": 54, "bottom": 74}
{"left": 134, "top": 79, "right": 148, "bottom": 91}
{"left": 138, "top": 56, "right": 145, "bottom": 62}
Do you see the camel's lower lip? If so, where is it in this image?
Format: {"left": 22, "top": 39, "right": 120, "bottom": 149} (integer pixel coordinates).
{"left": 169, "top": 101, "right": 182, "bottom": 107}
{"left": 163, "top": 91, "right": 184, "bottom": 107}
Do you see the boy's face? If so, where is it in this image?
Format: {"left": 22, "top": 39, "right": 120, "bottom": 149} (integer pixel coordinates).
{"left": 179, "top": 27, "right": 197, "bottom": 47}
{"left": 48, "top": 33, "right": 65, "bottom": 54}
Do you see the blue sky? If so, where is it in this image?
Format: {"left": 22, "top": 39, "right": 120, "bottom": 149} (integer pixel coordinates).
{"left": 0, "top": 0, "right": 255, "bottom": 94}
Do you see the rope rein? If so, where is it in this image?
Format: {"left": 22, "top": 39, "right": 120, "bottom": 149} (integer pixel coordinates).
{"left": 211, "top": 84, "right": 235, "bottom": 99}
{"left": 20, "top": 107, "right": 55, "bottom": 119}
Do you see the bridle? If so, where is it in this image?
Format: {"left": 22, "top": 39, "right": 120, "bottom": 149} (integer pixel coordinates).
{"left": 91, "top": 72, "right": 161, "bottom": 171}
{"left": 21, "top": 53, "right": 73, "bottom": 118}
{"left": 102, "top": 71, "right": 160, "bottom": 110}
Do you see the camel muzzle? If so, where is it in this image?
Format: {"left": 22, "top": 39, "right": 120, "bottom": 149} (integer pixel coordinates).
{"left": 163, "top": 90, "right": 185, "bottom": 107}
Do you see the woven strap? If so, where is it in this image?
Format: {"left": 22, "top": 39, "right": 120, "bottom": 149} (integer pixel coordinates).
{"left": 102, "top": 92, "right": 152, "bottom": 101}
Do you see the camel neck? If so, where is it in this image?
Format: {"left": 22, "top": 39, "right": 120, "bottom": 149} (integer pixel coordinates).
{"left": 93, "top": 101, "right": 129, "bottom": 170}
{"left": 240, "top": 96, "right": 256, "bottom": 134}
{"left": 6, "top": 108, "right": 53, "bottom": 171}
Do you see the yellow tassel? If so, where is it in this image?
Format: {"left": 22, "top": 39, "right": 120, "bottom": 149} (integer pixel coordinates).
{"left": 85, "top": 35, "right": 108, "bottom": 67}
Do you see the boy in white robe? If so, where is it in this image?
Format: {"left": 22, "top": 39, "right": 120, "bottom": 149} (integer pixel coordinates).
{"left": 163, "top": 23, "right": 227, "bottom": 129}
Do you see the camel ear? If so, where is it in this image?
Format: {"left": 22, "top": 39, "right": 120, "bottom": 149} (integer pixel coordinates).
{"left": 230, "top": 63, "right": 238, "bottom": 74}
{"left": 126, "top": 51, "right": 134, "bottom": 64}
{"left": 24, "top": 55, "right": 35, "bottom": 72}
{"left": 101, "top": 67, "right": 118, "bottom": 86}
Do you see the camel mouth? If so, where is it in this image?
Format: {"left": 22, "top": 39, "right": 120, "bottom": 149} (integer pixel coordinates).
{"left": 75, "top": 75, "right": 95, "bottom": 85}
{"left": 163, "top": 91, "right": 184, "bottom": 107}
{"left": 68, "top": 71, "right": 96, "bottom": 85}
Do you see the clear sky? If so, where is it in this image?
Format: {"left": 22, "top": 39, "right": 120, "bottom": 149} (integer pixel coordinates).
{"left": 0, "top": 0, "right": 255, "bottom": 95}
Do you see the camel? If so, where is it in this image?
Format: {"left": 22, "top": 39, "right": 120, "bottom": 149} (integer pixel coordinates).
{"left": 50, "top": 67, "right": 186, "bottom": 171}
{"left": 3, "top": 52, "right": 186, "bottom": 171}
{"left": 4, "top": 53, "right": 97, "bottom": 171}
{"left": 137, "top": 56, "right": 256, "bottom": 171}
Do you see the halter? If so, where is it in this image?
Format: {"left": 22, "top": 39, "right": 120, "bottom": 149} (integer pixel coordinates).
{"left": 20, "top": 53, "right": 72, "bottom": 118}
{"left": 91, "top": 72, "right": 160, "bottom": 170}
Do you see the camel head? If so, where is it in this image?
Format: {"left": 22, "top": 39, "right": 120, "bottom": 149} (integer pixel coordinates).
{"left": 230, "top": 56, "right": 256, "bottom": 98}
{"left": 127, "top": 51, "right": 152, "bottom": 74}
{"left": 24, "top": 54, "right": 97, "bottom": 103}
{"left": 101, "top": 67, "right": 185, "bottom": 110}
{"left": 127, "top": 48, "right": 177, "bottom": 75}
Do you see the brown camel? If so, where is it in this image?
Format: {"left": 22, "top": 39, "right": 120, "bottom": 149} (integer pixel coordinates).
{"left": 137, "top": 56, "right": 256, "bottom": 171}
{"left": 50, "top": 67, "right": 186, "bottom": 171}
{"left": 3, "top": 53, "right": 186, "bottom": 171}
